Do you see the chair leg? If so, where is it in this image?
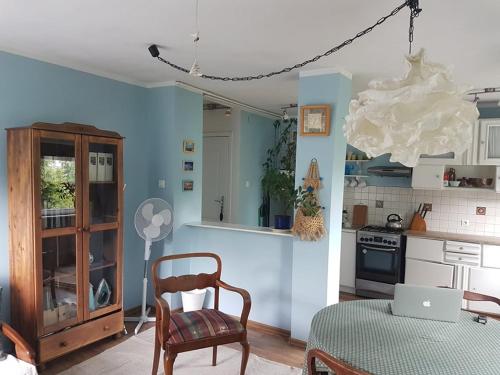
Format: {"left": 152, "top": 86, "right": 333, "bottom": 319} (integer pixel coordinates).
{"left": 212, "top": 345, "right": 218, "bottom": 366}
{"left": 163, "top": 352, "right": 177, "bottom": 375}
{"left": 240, "top": 340, "right": 250, "bottom": 375}
{"left": 151, "top": 332, "right": 161, "bottom": 375}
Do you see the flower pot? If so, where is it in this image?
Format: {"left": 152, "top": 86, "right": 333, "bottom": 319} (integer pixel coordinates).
{"left": 274, "top": 215, "right": 292, "bottom": 230}
{"left": 181, "top": 288, "right": 207, "bottom": 312}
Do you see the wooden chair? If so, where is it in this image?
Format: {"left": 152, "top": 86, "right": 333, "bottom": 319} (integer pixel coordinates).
{"left": 151, "top": 252, "right": 251, "bottom": 375}
{"left": 0, "top": 322, "right": 36, "bottom": 365}
{"left": 307, "top": 349, "right": 371, "bottom": 375}
{"left": 463, "top": 290, "right": 500, "bottom": 307}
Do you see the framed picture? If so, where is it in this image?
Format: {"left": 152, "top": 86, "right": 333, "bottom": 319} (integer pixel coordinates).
{"left": 183, "top": 160, "right": 194, "bottom": 171}
{"left": 182, "top": 179, "right": 194, "bottom": 191}
{"left": 183, "top": 139, "right": 195, "bottom": 153}
{"left": 300, "top": 105, "right": 331, "bottom": 136}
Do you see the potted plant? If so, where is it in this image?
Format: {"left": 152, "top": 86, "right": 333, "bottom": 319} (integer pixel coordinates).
{"left": 261, "top": 119, "right": 297, "bottom": 229}
{"left": 292, "top": 186, "right": 326, "bottom": 241}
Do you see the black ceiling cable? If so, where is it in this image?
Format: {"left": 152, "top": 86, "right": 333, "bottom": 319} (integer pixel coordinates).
{"left": 148, "top": 0, "right": 422, "bottom": 82}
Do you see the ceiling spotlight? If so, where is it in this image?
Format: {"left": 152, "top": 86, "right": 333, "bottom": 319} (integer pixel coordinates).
{"left": 225, "top": 108, "right": 232, "bottom": 116}
{"left": 282, "top": 109, "right": 290, "bottom": 121}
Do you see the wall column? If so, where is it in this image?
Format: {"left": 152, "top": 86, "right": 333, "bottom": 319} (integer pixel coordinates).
{"left": 290, "top": 69, "right": 352, "bottom": 341}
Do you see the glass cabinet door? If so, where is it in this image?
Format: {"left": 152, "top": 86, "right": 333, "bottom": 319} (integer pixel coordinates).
{"left": 36, "top": 131, "right": 83, "bottom": 334}
{"left": 82, "top": 136, "right": 122, "bottom": 319}
{"left": 479, "top": 120, "right": 500, "bottom": 165}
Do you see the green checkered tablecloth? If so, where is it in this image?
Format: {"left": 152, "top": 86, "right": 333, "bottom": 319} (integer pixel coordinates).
{"left": 303, "top": 299, "right": 500, "bottom": 375}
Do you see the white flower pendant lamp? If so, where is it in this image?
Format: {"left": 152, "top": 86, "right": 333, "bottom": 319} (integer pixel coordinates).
{"left": 344, "top": 49, "right": 479, "bottom": 167}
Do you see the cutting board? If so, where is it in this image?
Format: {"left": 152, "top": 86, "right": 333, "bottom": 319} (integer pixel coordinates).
{"left": 352, "top": 205, "right": 368, "bottom": 228}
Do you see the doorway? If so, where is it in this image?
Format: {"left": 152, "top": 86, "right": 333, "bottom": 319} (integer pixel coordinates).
{"left": 202, "top": 134, "right": 232, "bottom": 222}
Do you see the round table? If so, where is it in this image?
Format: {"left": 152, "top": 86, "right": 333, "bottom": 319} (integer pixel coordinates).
{"left": 303, "top": 299, "right": 500, "bottom": 375}
{"left": 0, "top": 354, "right": 38, "bottom": 375}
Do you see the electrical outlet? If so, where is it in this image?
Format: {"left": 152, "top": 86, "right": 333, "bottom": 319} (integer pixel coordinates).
{"left": 476, "top": 207, "right": 486, "bottom": 215}
{"left": 158, "top": 179, "right": 166, "bottom": 189}
{"left": 461, "top": 219, "right": 470, "bottom": 227}
{"left": 376, "top": 200, "right": 384, "bottom": 208}
{"left": 423, "top": 203, "right": 432, "bottom": 212}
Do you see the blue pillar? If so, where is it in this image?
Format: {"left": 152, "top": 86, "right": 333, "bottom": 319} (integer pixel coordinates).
{"left": 291, "top": 69, "right": 352, "bottom": 341}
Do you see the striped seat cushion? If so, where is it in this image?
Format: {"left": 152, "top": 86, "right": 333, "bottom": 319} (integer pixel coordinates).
{"left": 168, "top": 309, "right": 244, "bottom": 344}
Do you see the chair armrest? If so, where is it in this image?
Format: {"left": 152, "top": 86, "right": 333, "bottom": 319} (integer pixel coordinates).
{"left": 154, "top": 296, "right": 171, "bottom": 344}
{"left": 0, "top": 322, "right": 36, "bottom": 365}
{"left": 307, "top": 348, "right": 370, "bottom": 375}
{"left": 216, "top": 280, "right": 251, "bottom": 328}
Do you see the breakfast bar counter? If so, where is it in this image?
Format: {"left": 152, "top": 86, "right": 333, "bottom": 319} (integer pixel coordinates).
{"left": 405, "top": 230, "right": 500, "bottom": 246}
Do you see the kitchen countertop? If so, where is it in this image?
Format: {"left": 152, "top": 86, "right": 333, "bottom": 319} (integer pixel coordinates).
{"left": 405, "top": 230, "right": 500, "bottom": 246}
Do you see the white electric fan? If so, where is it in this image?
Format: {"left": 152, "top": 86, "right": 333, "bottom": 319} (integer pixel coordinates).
{"left": 125, "top": 198, "right": 173, "bottom": 335}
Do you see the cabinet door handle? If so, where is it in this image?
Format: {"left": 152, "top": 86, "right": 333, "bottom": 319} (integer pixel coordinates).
{"left": 77, "top": 227, "right": 83, "bottom": 233}
{"left": 59, "top": 341, "right": 68, "bottom": 347}
{"left": 103, "top": 325, "right": 110, "bottom": 331}
{"left": 83, "top": 226, "right": 90, "bottom": 232}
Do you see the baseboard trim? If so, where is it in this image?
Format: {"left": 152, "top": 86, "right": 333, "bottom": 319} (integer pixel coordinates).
{"left": 289, "top": 337, "right": 307, "bottom": 349}
{"left": 245, "top": 319, "right": 291, "bottom": 339}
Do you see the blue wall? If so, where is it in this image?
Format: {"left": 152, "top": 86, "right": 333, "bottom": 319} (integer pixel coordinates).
{"left": 291, "top": 71, "right": 352, "bottom": 341}
{"left": 237, "top": 111, "right": 275, "bottom": 226}
{"left": 188, "top": 227, "right": 293, "bottom": 329}
{"left": 0, "top": 51, "right": 149, "bottom": 321}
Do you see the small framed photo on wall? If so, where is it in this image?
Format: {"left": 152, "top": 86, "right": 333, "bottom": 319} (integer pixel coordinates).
{"left": 182, "top": 179, "right": 194, "bottom": 191}
{"left": 300, "top": 105, "right": 331, "bottom": 136}
{"left": 183, "top": 139, "right": 195, "bottom": 153}
{"left": 183, "top": 160, "right": 194, "bottom": 171}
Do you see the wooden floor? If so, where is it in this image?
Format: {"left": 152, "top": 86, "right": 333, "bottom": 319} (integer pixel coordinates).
{"left": 41, "top": 292, "right": 361, "bottom": 374}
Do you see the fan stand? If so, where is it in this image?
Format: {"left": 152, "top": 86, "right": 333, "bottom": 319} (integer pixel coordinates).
{"left": 124, "top": 239, "right": 156, "bottom": 335}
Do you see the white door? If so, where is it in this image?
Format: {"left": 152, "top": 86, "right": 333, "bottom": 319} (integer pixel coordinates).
{"left": 202, "top": 135, "right": 231, "bottom": 222}
{"left": 340, "top": 231, "right": 356, "bottom": 292}
{"left": 467, "top": 267, "right": 500, "bottom": 315}
{"left": 479, "top": 119, "right": 500, "bottom": 165}
{"left": 405, "top": 258, "right": 455, "bottom": 287}
{"left": 411, "top": 165, "right": 445, "bottom": 190}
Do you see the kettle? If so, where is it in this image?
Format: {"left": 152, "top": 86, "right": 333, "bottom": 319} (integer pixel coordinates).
{"left": 386, "top": 214, "right": 403, "bottom": 229}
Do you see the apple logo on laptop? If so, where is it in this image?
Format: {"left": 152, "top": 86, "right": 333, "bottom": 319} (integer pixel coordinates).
{"left": 422, "top": 300, "right": 431, "bottom": 308}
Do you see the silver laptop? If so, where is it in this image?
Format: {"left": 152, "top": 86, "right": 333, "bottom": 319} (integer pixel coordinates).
{"left": 391, "top": 284, "right": 464, "bottom": 322}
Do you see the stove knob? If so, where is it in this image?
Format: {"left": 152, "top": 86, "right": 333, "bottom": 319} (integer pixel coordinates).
{"left": 393, "top": 241, "right": 398, "bottom": 245}
{"left": 368, "top": 238, "right": 373, "bottom": 242}
{"left": 360, "top": 238, "right": 365, "bottom": 242}
{"left": 383, "top": 239, "right": 388, "bottom": 243}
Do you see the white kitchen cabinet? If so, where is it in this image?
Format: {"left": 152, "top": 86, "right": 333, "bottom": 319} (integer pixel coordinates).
{"left": 406, "top": 237, "right": 445, "bottom": 263}
{"left": 411, "top": 165, "right": 444, "bottom": 190}
{"left": 467, "top": 267, "right": 500, "bottom": 315}
{"left": 478, "top": 119, "right": 500, "bottom": 165}
{"left": 340, "top": 230, "right": 356, "bottom": 293}
{"left": 405, "top": 258, "right": 455, "bottom": 288}
{"left": 482, "top": 244, "right": 500, "bottom": 268}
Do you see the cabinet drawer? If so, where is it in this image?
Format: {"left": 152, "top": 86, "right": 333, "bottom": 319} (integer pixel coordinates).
{"left": 406, "top": 237, "right": 444, "bottom": 262}
{"left": 39, "top": 310, "right": 123, "bottom": 362}
{"left": 445, "top": 241, "right": 481, "bottom": 255}
{"left": 483, "top": 244, "right": 500, "bottom": 268}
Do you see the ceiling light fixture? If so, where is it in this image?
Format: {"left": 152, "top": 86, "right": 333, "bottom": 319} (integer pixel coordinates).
{"left": 188, "top": 0, "right": 202, "bottom": 77}
{"left": 282, "top": 109, "right": 289, "bottom": 121}
{"left": 344, "top": 3, "right": 480, "bottom": 169}
{"left": 148, "top": 1, "right": 420, "bottom": 81}
{"left": 225, "top": 108, "right": 232, "bottom": 116}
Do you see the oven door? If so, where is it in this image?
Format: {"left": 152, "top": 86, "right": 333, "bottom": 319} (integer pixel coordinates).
{"left": 356, "top": 243, "right": 400, "bottom": 284}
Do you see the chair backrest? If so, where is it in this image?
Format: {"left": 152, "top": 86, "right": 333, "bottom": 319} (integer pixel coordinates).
{"left": 152, "top": 252, "right": 222, "bottom": 297}
{"left": 463, "top": 290, "right": 500, "bottom": 307}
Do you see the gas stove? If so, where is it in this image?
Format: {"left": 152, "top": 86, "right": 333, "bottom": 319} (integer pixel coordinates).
{"left": 355, "top": 225, "right": 406, "bottom": 299}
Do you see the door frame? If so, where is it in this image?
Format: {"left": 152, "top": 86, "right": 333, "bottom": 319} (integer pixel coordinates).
{"left": 202, "top": 131, "right": 233, "bottom": 223}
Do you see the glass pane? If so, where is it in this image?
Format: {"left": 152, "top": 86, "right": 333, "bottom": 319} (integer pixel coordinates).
{"left": 487, "top": 126, "right": 500, "bottom": 159}
{"left": 420, "top": 152, "right": 455, "bottom": 159}
{"left": 89, "top": 230, "right": 117, "bottom": 312}
{"left": 40, "top": 139, "right": 76, "bottom": 230}
{"left": 42, "top": 235, "right": 78, "bottom": 328}
{"left": 89, "top": 143, "right": 118, "bottom": 224}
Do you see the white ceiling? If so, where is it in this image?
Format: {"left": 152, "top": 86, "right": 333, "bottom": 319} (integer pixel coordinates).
{"left": 1, "top": 0, "right": 499, "bottom": 113}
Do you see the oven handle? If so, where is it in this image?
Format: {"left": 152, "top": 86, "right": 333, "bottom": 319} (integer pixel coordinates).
{"left": 360, "top": 245, "right": 397, "bottom": 252}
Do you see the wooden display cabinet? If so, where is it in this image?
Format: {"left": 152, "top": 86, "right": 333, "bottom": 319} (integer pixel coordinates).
{"left": 7, "top": 122, "right": 124, "bottom": 365}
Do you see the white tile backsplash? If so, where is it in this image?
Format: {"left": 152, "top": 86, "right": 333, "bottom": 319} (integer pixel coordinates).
{"left": 343, "top": 186, "right": 500, "bottom": 237}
